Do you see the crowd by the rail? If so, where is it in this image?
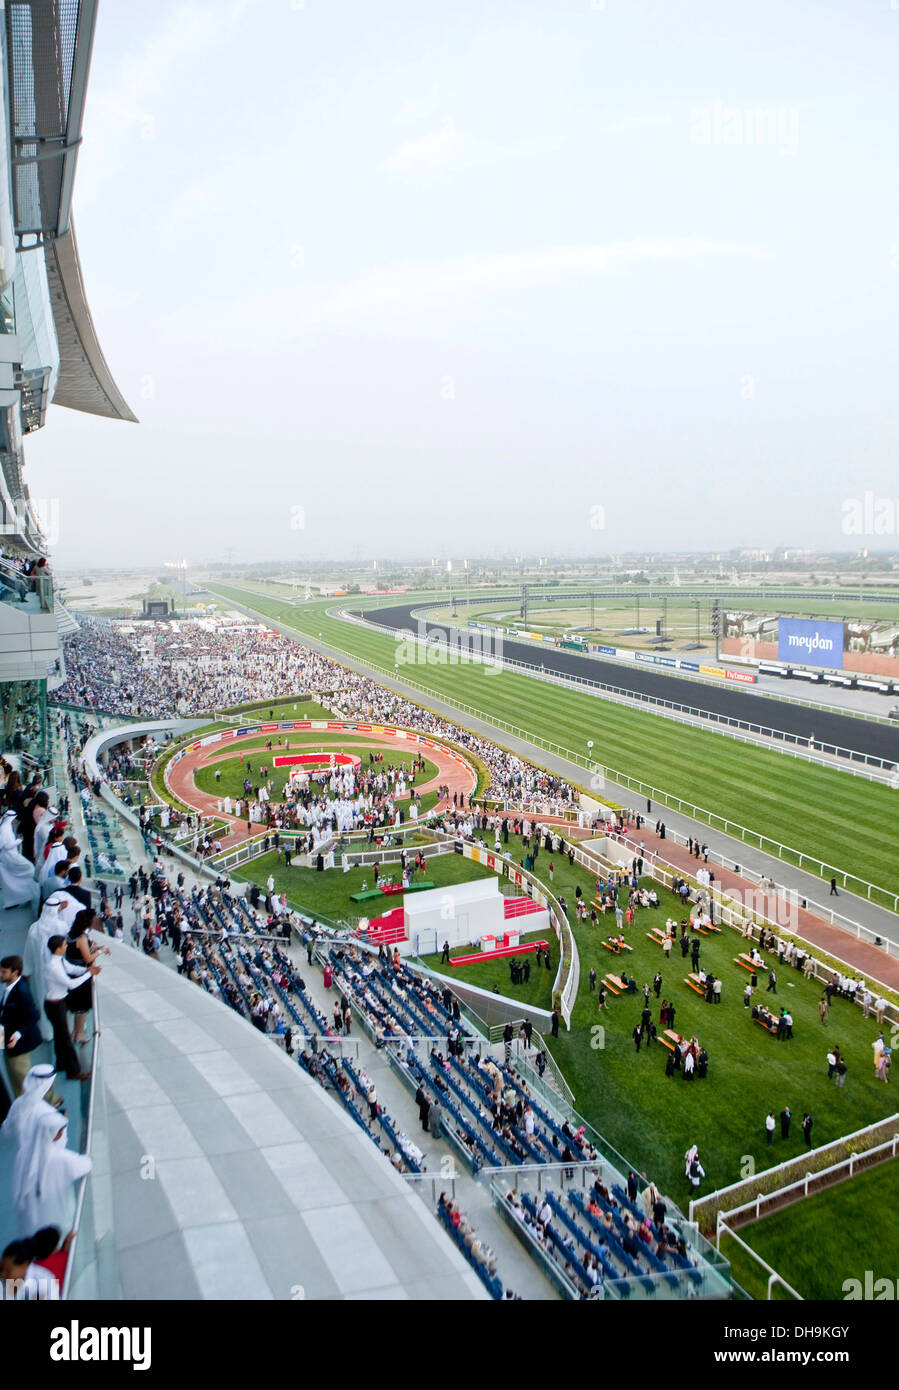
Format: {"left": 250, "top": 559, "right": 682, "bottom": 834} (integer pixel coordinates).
{"left": 54, "top": 616, "right": 580, "bottom": 812}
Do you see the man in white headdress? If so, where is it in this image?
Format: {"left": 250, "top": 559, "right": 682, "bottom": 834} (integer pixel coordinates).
{"left": 0, "top": 1064, "right": 61, "bottom": 1146}
{"left": 684, "top": 1143, "right": 704, "bottom": 1189}
{"left": 22, "top": 895, "right": 79, "bottom": 1041}
{"left": 0, "top": 808, "right": 37, "bottom": 911}
{"left": 12, "top": 1110, "right": 91, "bottom": 1237}
{"left": 32, "top": 801, "right": 59, "bottom": 867}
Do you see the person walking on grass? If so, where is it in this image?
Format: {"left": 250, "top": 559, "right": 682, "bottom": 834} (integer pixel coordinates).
{"left": 802, "top": 1113, "right": 813, "bottom": 1146}
{"left": 818, "top": 996, "right": 829, "bottom": 1026}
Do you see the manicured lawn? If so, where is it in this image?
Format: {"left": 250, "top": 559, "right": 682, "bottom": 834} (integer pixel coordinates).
{"left": 720, "top": 1160, "right": 899, "bottom": 1300}
{"left": 194, "top": 739, "right": 438, "bottom": 806}
{"left": 538, "top": 832, "right": 896, "bottom": 1200}
{"left": 238, "top": 846, "right": 496, "bottom": 925}
{"left": 421, "top": 927, "right": 557, "bottom": 1012}
{"left": 205, "top": 583, "right": 899, "bottom": 903}
{"left": 236, "top": 825, "right": 897, "bottom": 1199}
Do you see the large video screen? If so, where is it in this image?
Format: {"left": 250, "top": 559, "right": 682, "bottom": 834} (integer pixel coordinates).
{"left": 721, "top": 611, "right": 899, "bottom": 678}
{"left": 776, "top": 618, "right": 845, "bottom": 669}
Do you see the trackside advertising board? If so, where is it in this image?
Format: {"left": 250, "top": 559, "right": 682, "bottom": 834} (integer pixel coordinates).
{"left": 777, "top": 618, "right": 845, "bottom": 669}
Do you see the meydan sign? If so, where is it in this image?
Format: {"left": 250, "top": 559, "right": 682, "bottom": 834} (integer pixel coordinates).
{"left": 777, "top": 618, "right": 845, "bottom": 670}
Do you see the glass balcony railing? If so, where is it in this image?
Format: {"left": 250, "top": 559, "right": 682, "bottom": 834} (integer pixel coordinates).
{"left": 0, "top": 558, "right": 53, "bottom": 611}
{"left": 0, "top": 675, "right": 48, "bottom": 762}
{"left": 62, "top": 987, "right": 117, "bottom": 1299}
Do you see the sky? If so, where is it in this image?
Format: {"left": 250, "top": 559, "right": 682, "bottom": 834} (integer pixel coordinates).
{"left": 24, "top": 0, "right": 899, "bottom": 567}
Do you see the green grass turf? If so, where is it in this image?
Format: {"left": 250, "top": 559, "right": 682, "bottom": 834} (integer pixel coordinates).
{"left": 238, "top": 846, "right": 497, "bottom": 925}
{"left": 194, "top": 741, "right": 438, "bottom": 806}
{"left": 421, "top": 927, "right": 557, "bottom": 1012}
{"left": 205, "top": 583, "right": 899, "bottom": 903}
{"left": 235, "top": 827, "right": 897, "bottom": 1198}
{"left": 719, "top": 1160, "right": 899, "bottom": 1300}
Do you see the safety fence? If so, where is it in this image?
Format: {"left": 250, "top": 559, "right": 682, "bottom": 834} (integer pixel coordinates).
{"left": 569, "top": 833, "right": 899, "bottom": 1019}
{"left": 201, "top": 594, "right": 899, "bottom": 911}
{"left": 348, "top": 611, "right": 896, "bottom": 778}
{"left": 689, "top": 1114, "right": 899, "bottom": 1234}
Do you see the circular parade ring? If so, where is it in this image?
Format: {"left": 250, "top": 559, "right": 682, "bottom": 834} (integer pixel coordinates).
{"left": 164, "top": 720, "right": 478, "bottom": 850}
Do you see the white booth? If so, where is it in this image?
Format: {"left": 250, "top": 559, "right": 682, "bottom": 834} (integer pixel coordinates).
{"left": 404, "top": 878, "right": 507, "bottom": 958}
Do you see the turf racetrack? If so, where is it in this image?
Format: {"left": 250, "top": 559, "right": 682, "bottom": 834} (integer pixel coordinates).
{"left": 368, "top": 604, "right": 899, "bottom": 765}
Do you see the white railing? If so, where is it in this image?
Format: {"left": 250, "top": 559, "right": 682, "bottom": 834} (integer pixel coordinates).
{"left": 283, "top": 620, "right": 899, "bottom": 913}
{"left": 717, "top": 1135, "right": 899, "bottom": 1232}
{"left": 689, "top": 1114, "right": 899, "bottom": 1228}
{"left": 349, "top": 611, "right": 897, "bottom": 778}
{"left": 573, "top": 835, "right": 899, "bottom": 1017}
{"left": 453, "top": 839, "right": 579, "bottom": 1029}
{"left": 194, "top": 589, "right": 899, "bottom": 915}
{"left": 409, "top": 598, "right": 899, "bottom": 723}
{"left": 604, "top": 826, "right": 899, "bottom": 964}
{"left": 715, "top": 1223, "right": 804, "bottom": 1301}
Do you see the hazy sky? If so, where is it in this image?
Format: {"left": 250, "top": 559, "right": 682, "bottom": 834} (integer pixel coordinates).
{"left": 25, "top": 0, "right": 899, "bottom": 567}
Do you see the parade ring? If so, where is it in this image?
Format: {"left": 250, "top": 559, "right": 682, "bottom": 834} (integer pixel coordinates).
{"left": 163, "top": 719, "right": 478, "bottom": 850}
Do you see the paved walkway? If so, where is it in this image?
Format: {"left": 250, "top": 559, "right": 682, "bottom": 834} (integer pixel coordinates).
{"left": 609, "top": 826, "right": 899, "bottom": 993}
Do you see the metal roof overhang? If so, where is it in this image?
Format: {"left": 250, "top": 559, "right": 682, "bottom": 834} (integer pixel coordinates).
{"left": 6, "top": 0, "right": 136, "bottom": 423}
{"left": 45, "top": 222, "right": 137, "bottom": 421}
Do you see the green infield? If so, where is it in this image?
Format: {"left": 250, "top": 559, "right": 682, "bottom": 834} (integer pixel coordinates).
{"left": 421, "top": 927, "right": 557, "bottom": 1012}
{"left": 193, "top": 740, "right": 439, "bottom": 810}
{"left": 719, "top": 1159, "right": 899, "bottom": 1300}
{"left": 205, "top": 583, "right": 899, "bottom": 903}
{"left": 235, "top": 826, "right": 896, "bottom": 1198}
{"left": 238, "top": 846, "right": 496, "bottom": 924}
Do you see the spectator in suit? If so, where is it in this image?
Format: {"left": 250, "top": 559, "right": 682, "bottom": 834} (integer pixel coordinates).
{"left": 61, "top": 866, "right": 91, "bottom": 911}
{"left": 0, "top": 957, "right": 45, "bottom": 1096}
{"left": 42, "top": 936, "right": 96, "bottom": 1081}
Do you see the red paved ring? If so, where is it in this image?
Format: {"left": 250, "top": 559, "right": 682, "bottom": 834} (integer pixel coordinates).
{"left": 165, "top": 721, "right": 478, "bottom": 851}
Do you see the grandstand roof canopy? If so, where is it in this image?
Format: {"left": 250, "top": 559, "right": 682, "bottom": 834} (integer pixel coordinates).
{"left": 5, "top": 0, "right": 136, "bottom": 421}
